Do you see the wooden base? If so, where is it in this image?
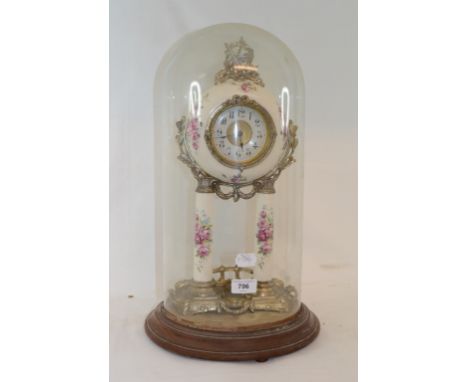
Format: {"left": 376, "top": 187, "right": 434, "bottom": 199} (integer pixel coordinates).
{"left": 145, "top": 302, "right": 320, "bottom": 362}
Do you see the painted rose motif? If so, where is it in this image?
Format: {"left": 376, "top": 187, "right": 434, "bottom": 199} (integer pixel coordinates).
{"left": 187, "top": 117, "right": 200, "bottom": 150}
{"left": 221, "top": 172, "right": 245, "bottom": 184}
{"left": 231, "top": 173, "right": 242, "bottom": 183}
{"left": 194, "top": 210, "right": 212, "bottom": 259}
{"left": 256, "top": 206, "right": 273, "bottom": 268}
{"left": 240, "top": 82, "right": 256, "bottom": 93}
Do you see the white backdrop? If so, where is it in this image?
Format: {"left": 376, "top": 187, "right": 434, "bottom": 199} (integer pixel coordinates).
{"left": 110, "top": 1, "right": 356, "bottom": 380}
{"left": 110, "top": 0, "right": 357, "bottom": 297}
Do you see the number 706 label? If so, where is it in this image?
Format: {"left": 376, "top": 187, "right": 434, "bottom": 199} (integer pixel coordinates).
{"left": 231, "top": 279, "right": 257, "bottom": 294}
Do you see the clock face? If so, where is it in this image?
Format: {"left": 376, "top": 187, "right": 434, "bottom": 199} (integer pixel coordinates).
{"left": 206, "top": 101, "right": 276, "bottom": 169}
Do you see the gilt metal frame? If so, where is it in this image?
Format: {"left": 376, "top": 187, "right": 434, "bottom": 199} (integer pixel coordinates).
{"left": 176, "top": 113, "right": 298, "bottom": 202}
{"left": 214, "top": 37, "right": 265, "bottom": 87}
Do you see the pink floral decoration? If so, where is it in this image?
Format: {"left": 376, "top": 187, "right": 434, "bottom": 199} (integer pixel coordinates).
{"left": 187, "top": 117, "right": 200, "bottom": 150}
{"left": 240, "top": 82, "right": 251, "bottom": 92}
{"left": 194, "top": 211, "right": 212, "bottom": 258}
{"left": 231, "top": 173, "right": 242, "bottom": 183}
{"left": 256, "top": 206, "right": 273, "bottom": 256}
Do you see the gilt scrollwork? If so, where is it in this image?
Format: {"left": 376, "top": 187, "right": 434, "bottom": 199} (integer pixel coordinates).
{"left": 176, "top": 117, "right": 299, "bottom": 202}
{"left": 214, "top": 37, "right": 265, "bottom": 87}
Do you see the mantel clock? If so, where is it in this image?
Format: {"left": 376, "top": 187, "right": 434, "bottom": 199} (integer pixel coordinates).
{"left": 145, "top": 23, "right": 320, "bottom": 361}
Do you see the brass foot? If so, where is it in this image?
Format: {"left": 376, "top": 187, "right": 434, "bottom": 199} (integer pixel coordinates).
{"left": 250, "top": 278, "right": 298, "bottom": 313}
{"left": 166, "top": 279, "right": 223, "bottom": 315}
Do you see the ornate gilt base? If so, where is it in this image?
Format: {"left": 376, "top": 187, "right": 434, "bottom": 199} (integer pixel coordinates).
{"left": 166, "top": 279, "right": 222, "bottom": 315}
{"left": 166, "top": 277, "right": 298, "bottom": 316}
{"left": 251, "top": 279, "right": 298, "bottom": 312}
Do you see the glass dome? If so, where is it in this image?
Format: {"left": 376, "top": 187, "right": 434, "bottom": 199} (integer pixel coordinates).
{"left": 146, "top": 24, "right": 317, "bottom": 360}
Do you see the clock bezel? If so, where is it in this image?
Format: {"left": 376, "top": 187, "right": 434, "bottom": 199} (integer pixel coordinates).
{"left": 205, "top": 95, "right": 277, "bottom": 170}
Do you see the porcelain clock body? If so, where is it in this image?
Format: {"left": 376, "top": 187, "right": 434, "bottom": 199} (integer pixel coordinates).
{"left": 186, "top": 82, "right": 284, "bottom": 185}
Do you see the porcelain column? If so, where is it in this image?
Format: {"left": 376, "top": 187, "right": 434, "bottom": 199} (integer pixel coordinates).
{"left": 254, "top": 193, "right": 275, "bottom": 281}
{"left": 193, "top": 192, "right": 214, "bottom": 282}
